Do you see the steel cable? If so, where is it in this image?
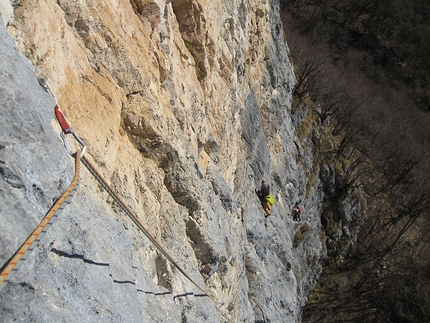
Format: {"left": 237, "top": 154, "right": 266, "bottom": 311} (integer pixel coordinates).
{"left": 81, "top": 155, "right": 230, "bottom": 321}
{"left": 81, "top": 155, "right": 207, "bottom": 294}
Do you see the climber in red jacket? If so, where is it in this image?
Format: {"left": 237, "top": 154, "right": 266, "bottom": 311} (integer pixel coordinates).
{"left": 292, "top": 202, "right": 302, "bottom": 222}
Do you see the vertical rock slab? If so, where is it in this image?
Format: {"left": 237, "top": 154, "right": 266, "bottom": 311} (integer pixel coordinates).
{"left": 0, "top": 13, "right": 73, "bottom": 319}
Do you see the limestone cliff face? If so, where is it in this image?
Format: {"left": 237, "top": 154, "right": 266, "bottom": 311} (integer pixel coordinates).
{"left": 0, "top": 0, "right": 325, "bottom": 322}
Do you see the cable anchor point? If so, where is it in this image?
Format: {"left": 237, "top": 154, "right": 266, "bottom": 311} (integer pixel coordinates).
{"left": 54, "top": 106, "right": 86, "bottom": 157}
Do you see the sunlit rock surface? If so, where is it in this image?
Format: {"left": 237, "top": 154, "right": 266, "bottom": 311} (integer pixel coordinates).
{"left": 0, "top": 0, "right": 325, "bottom": 321}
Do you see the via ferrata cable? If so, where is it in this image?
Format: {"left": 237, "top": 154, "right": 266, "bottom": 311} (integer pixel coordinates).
{"left": 81, "top": 154, "right": 209, "bottom": 296}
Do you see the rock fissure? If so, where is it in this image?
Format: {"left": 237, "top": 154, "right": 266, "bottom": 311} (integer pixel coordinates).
{"left": 0, "top": 166, "right": 25, "bottom": 189}
{"left": 185, "top": 217, "right": 219, "bottom": 277}
{"left": 172, "top": 0, "right": 208, "bottom": 81}
{"left": 50, "top": 248, "right": 110, "bottom": 267}
{"left": 112, "top": 279, "right": 136, "bottom": 285}
{"left": 136, "top": 289, "right": 171, "bottom": 296}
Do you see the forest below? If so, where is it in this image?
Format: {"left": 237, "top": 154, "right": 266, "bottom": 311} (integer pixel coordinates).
{"left": 280, "top": 0, "right": 430, "bottom": 322}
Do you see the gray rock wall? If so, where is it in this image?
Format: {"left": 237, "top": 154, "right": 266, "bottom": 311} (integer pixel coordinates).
{"left": 0, "top": 0, "right": 326, "bottom": 321}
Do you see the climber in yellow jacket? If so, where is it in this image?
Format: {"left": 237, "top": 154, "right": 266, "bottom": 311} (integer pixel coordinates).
{"left": 255, "top": 179, "right": 274, "bottom": 217}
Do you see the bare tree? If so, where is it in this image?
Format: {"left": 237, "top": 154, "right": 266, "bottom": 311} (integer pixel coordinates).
{"left": 293, "top": 56, "right": 325, "bottom": 100}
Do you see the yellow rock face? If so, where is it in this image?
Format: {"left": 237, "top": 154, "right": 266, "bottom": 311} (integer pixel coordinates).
{"left": 0, "top": 1, "right": 325, "bottom": 322}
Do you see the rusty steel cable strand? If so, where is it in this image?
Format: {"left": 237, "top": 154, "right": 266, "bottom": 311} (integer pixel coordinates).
{"left": 0, "top": 149, "right": 81, "bottom": 291}
{"left": 80, "top": 155, "right": 207, "bottom": 293}
{"left": 80, "top": 155, "right": 231, "bottom": 321}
